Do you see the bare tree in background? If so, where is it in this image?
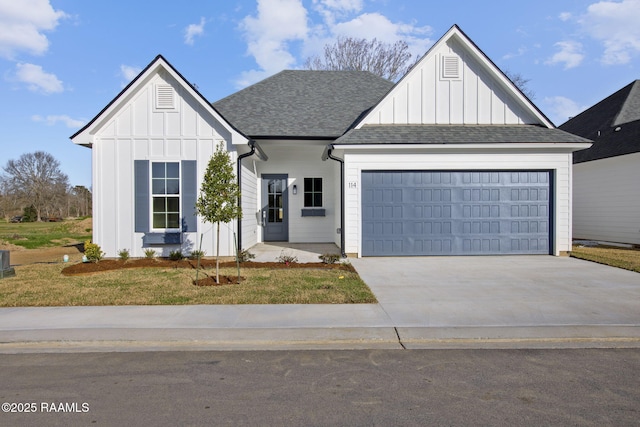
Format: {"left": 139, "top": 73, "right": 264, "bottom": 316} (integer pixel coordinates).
{"left": 304, "top": 36, "right": 417, "bottom": 81}
{"left": 504, "top": 70, "right": 535, "bottom": 100}
{"left": 68, "top": 185, "right": 92, "bottom": 217}
{"left": 1, "top": 151, "right": 70, "bottom": 221}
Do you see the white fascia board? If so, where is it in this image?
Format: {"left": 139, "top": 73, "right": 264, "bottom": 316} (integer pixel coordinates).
{"left": 333, "top": 143, "right": 593, "bottom": 153}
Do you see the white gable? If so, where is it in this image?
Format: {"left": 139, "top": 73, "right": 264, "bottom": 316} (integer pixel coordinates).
{"left": 71, "top": 56, "right": 247, "bottom": 147}
{"left": 359, "top": 26, "right": 553, "bottom": 128}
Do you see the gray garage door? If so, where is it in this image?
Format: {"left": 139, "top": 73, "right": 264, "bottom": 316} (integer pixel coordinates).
{"left": 361, "top": 171, "right": 551, "bottom": 256}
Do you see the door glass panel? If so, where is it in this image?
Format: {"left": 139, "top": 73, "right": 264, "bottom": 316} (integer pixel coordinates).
{"left": 267, "top": 178, "right": 285, "bottom": 223}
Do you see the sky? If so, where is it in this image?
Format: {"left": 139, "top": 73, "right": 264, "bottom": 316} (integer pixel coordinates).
{"left": 1, "top": 0, "right": 639, "bottom": 188}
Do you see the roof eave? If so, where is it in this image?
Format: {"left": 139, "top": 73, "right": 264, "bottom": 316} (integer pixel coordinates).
{"left": 332, "top": 142, "right": 593, "bottom": 152}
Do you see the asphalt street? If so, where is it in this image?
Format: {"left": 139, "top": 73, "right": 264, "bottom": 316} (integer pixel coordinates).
{"left": 1, "top": 348, "right": 638, "bottom": 426}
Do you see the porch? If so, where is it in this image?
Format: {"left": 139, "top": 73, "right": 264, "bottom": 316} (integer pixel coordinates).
{"left": 248, "top": 243, "right": 341, "bottom": 263}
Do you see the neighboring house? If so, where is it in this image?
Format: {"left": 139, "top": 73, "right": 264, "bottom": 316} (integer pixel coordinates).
{"left": 559, "top": 80, "right": 640, "bottom": 245}
{"left": 71, "top": 25, "right": 590, "bottom": 258}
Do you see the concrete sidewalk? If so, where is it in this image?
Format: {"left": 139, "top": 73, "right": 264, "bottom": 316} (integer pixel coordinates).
{"left": 0, "top": 255, "right": 639, "bottom": 352}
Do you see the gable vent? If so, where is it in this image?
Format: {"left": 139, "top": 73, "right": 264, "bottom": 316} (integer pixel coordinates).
{"left": 155, "top": 84, "right": 175, "bottom": 109}
{"left": 441, "top": 55, "right": 460, "bottom": 79}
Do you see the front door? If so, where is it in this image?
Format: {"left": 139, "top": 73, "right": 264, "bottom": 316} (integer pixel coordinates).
{"left": 262, "top": 174, "right": 288, "bottom": 241}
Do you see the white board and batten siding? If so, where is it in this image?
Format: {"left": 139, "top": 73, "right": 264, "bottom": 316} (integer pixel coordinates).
{"left": 573, "top": 153, "right": 640, "bottom": 245}
{"left": 361, "top": 36, "right": 539, "bottom": 127}
{"left": 92, "top": 70, "right": 240, "bottom": 258}
{"left": 341, "top": 151, "right": 575, "bottom": 257}
{"left": 240, "top": 159, "right": 259, "bottom": 250}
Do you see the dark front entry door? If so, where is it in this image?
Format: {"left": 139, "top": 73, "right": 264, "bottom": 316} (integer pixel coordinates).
{"left": 262, "top": 174, "right": 288, "bottom": 241}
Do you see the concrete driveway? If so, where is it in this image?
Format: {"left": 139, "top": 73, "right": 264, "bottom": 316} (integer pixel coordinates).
{"left": 350, "top": 256, "right": 640, "bottom": 344}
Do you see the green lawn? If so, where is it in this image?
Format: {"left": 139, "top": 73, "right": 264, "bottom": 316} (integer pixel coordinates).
{"left": 0, "top": 262, "right": 377, "bottom": 306}
{"left": 0, "top": 218, "right": 92, "bottom": 249}
{"left": 571, "top": 244, "right": 640, "bottom": 273}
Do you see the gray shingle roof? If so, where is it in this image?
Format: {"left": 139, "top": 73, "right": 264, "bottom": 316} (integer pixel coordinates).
{"left": 559, "top": 80, "right": 640, "bottom": 163}
{"left": 334, "top": 124, "right": 592, "bottom": 145}
{"left": 213, "top": 70, "right": 394, "bottom": 138}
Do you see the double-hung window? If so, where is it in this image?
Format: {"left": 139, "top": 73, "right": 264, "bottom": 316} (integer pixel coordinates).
{"left": 151, "top": 162, "right": 180, "bottom": 230}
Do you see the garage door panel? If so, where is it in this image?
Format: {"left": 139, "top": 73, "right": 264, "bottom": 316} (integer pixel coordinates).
{"left": 361, "top": 171, "right": 551, "bottom": 256}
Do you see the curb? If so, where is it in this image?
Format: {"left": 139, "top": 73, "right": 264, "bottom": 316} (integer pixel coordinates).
{"left": 2, "top": 325, "right": 639, "bottom": 353}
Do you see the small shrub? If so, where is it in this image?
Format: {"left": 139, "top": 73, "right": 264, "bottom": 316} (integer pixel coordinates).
{"left": 169, "top": 250, "right": 184, "bottom": 261}
{"left": 84, "top": 240, "right": 104, "bottom": 262}
{"left": 319, "top": 253, "right": 341, "bottom": 264}
{"left": 144, "top": 249, "right": 156, "bottom": 259}
{"left": 22, "top": 205, "right": 37, "bottom": 222}
{"left": 118, "top": 249, "right": 130, "bottom": 262}
{"left": 236, "top": 249, "right": 256, "bottom": 263}
{"left": 276, "top": 250, "right": 298, "bottom": 265}
{"left": 190, "top": 249, "right": 206, "bottom": 260}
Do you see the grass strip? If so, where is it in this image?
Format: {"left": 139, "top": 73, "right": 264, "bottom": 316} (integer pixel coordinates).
{"left": 0, "top": 263, "right": 376, "bottom": 306}
{"left": 571, "top": 245, "right": 640, "bottom": 273}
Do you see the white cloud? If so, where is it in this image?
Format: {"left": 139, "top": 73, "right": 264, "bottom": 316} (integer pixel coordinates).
{"left": 330, "top": 13, "right": 432, "bottom": 58}
{"left": 185, "top": 17, "right": 206, "bottom": 46}
{"left": 502, "top": 46, "right": 527, "bottom": 59}
{"left": 237, "top": 0, "right": 433, "bottom": 87}
{"left": 237, "top": 0, "right": 309, "bottom": 85}
{"left": 312, "top": 0, "right": 363, "bottom": 25}
{"left": 0, "top": 0, "right": 67, "bottom": 59}
{"left": 315, "top": 0, "right": 362, "bottom": 11}
{"left": 559, "top": 12, "right": 572, "bottom": 21}
{"left": 503, "top": 46, "right": 528, "bottom": 60}
{"left": 14, "top": 62, "right": 63, "bottom": 94}
{"left": 543, "top": 96, "right": 588, "bottom": 124}
{"left": 579, "top": 0, "right": 640, "bottom": 65}
{"left": 545, "top": 40, "right": 584, "bottom": 69}
{"left": 120, "top": 64, "right": 142, "bottom": 82}
{"left": 32, "top": 114, "right": 85, "bottom": 128}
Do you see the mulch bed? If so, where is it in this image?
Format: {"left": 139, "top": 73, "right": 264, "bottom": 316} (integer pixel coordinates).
{"left": 61, "top": 258, "right": 355, "bottom": 276}
{"left": 192, "top": 275, "right": 245, "bottom": 286}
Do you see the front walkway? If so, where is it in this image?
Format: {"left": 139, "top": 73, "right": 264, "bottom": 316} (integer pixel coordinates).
{"left": 249, "top": 242, "right": 340, "bottom": 263}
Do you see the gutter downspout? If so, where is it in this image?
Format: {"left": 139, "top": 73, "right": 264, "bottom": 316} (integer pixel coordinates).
{"left": 237, "top": 140, "right": 256, "bottom": 253}
{"left": 325, "top": 144, "right": 346, "bottom": 258}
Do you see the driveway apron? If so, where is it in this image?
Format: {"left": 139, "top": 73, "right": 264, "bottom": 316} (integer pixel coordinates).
{"left": 350, "top": 256, "right": 640, "bottom": 330}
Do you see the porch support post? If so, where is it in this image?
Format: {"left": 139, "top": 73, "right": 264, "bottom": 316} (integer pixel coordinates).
{"left": 236, "top": 141, "right": 256, "bottom": 253}
{"left": 323, "top": 144, "right": 346, "bottom": 258}
{"left": 236, "top": 140, "right": 268, "bottom": 252}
